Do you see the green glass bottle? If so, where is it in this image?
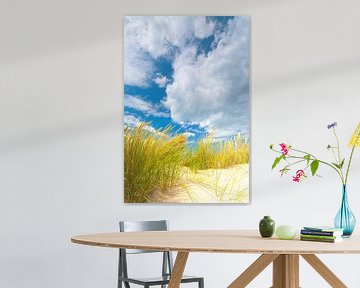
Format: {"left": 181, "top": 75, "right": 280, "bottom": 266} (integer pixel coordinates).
{"left": 259, "top": 216, "right": 275, "bottom": 238}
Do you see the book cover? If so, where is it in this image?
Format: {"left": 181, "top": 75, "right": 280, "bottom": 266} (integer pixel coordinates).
{"left": 303, "top": 226, "right": 344, "bottom": 232}
{"left": 300, "top": 236, "right": 342, "bottom": 243}
{"left": 300, "top": 234, "right": 341, "bottom": 240}
{"left": 301, "top": 229, "right": 343, "bottom": 237}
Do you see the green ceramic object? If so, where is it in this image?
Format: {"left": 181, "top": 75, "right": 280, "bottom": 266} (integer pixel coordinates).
{"left": 259, "top": 216, "right": 275, "bottom": 238}
{"left": 275, "top": 225, "right": 297, "bottom": 240}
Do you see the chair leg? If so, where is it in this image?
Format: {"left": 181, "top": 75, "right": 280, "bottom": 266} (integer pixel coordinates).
{"left": 198, "top": 278, "right": 204, "bottom": 288}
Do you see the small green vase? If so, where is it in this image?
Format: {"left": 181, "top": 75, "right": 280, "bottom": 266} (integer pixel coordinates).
{"left": 259, "top": 216, "right": 275, "bottom": 238}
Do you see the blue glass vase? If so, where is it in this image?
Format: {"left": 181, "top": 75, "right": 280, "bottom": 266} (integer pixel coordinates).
{"left": 334, "top": 185, "right": 356, "bottom": 237}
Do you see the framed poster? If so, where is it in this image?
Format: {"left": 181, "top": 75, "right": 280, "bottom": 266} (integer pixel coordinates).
{"left": 124, "top": 16, "right": 249, "bottom": 203}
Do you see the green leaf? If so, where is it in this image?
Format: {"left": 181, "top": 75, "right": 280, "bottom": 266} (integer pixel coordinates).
{"left": 270, "top": 144, "right": 274, "bottom": 149}
{"left": 304, "top": 154, "right": 311, "bottom": 164}
{"left": 310, "top": 160, "right": 319, "bottom": 176}
{"left": 332, "top": 162, "right": 341, "bottom": 169}
{"left": 271, "top": 156, "right": 282, "bottom": 170}
{"left": 339, "top": 158, "right": 345, "bottom": 169}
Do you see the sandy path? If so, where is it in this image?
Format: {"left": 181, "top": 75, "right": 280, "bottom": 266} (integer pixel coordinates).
{"left": 151, "top": 164, "right": 249, "bottom": 203}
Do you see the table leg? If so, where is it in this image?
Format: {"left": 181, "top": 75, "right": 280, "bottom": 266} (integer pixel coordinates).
{"left": 272, "top": 254, "right": 299, "bottom": 288}
{"left": 301, "top": 254, "right": 347, "bottom": 288}
{"left": 228, "top": 254, "right": 279, "bottom": 288}
{"left": 168, "top": 252, "right": 189, "bottom": 288}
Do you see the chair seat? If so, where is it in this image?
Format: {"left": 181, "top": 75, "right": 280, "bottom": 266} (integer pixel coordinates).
{"left": 119, "top": 275, "right": 203, "bottom": 286}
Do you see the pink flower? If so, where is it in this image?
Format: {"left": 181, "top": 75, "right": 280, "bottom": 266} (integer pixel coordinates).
{"left": 279, "top": 143, "right": 289, "bottom": 155}
{"left": 293, "top": 170, "right": 306, "bottom": 182}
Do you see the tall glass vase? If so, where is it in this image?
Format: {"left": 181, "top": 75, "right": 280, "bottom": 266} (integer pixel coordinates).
{"left": 334, "top": 185, "right": 356, "bottom": 237}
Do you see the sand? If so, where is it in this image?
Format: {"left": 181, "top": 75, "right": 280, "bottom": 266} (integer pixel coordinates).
{"left": 150, "top": 164, "right": 249, "bottom": 203}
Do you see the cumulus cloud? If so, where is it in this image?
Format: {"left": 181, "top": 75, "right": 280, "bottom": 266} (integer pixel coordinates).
{"left": 124, "top": 16, "right": 215, "bottom": 87}
{"left": 184, "top": 132, "right": 196, "bottom": 138}
{"left": 125, "top": 16, "right": 215, "bottom": 58}
{"left": 124, "top": 20, "right": 154, "bottom": 87}
{"left": 124, "top": 113, "right": 158, "bottom": 134}
{"left": 124, "top": 114, "right": 141, "bottom": 127}
{"left": 165, "top": 17, "right": 249, "bottom": 138}
{"left": 124, "top": 94, "right": 169, "bottom": 117}
{"left": 153, "top": 74, "right": 169, "bottom": 88}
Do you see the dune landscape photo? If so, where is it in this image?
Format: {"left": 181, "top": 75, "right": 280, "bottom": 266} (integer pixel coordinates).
{"left": 124, "top": 16, "right": 250, "bottom": 203}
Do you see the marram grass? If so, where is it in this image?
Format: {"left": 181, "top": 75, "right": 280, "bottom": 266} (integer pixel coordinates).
{"left": 124, "top": 124, "right": 249, "bottom": 203}
{"left": 184, "top": 134, "right": 249, "bottom": 171}
{"left": 124, "top": 124, "right": 186, "bottom": 203}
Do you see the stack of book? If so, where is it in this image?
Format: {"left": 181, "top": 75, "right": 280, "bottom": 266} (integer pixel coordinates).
{"left": 300, "top": 226, "right": 344, "bottom": 243}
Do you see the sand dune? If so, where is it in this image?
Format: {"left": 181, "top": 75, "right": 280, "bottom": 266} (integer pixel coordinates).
{"left": 151, "top": 164, "right": 249, "bottom": 203}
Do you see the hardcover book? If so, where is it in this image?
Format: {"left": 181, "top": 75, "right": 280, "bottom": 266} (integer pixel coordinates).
{"left": 301, "top": 229, "right": 343, "bottom": 237}
{"left": 303, "top": 226, "right": 344, "bottom": 232}
{"left": 300, "top": 236, "right": 342, "bottom": 243}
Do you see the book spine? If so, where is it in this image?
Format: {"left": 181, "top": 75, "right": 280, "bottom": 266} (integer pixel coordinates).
{"left": 300, "top": 237, "right": 337, "bottom": 243}
{"left": 300, "top": 234, "right": 337, "bottom": 240}
{"left": 301, "top": 230, "right": 336, "bottom": 236}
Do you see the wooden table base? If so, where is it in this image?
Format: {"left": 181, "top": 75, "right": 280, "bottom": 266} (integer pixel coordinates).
{"left": 167, "top": 252, "right": 348, "bottom": 288}
{"left": 146, "top": 252, "right": 349, "bottom": 288}
{"left": 168, "top": 252, "right": 189, "bottom": 288}
{"left": 226, "top": 254, "right": 348, "bottom": 288}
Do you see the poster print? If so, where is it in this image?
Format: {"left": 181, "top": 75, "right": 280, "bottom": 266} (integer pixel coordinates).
{"left": 124, "top": 16, "right": 249, "bottom": 203}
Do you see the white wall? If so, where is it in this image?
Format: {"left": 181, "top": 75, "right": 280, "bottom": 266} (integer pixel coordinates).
{"left": 1, "top": 0, "right": 360, "bottom": 287}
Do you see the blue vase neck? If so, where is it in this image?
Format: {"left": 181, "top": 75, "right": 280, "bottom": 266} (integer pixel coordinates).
{"left": 341, "top": 184, "right": 349, "bottom": 206}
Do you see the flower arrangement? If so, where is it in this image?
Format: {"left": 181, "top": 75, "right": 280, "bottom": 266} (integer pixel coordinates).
{"left": 270, "top": 122, "right": 360, "bottom": 185}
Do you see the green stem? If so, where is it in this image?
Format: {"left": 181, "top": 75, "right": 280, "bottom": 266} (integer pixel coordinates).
{"left": 333, "top": 128, "right": 342, "bottom": 164}
{"left": 284, "top": 159, "right": 306, "bottom": 169}
{"left": 271, "top": 148, "right": 343, "bottom": 182}
{"left": 330, "top": 148, "right": 338, "bottom": 164}
{"left": 345, "top": 146, "right": 355, "bottom": 185}
{"left": 291, "top": 148, "right": 317, "bottom": 159}
{"left": 333, "top": 128, "right": 345, "bottom": 182}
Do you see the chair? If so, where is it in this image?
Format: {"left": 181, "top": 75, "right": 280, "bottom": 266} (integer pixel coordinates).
{"left": 118, "top": 220, "right": 204, "bottom": 288}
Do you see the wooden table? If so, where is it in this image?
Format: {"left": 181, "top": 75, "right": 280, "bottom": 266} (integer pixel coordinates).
{"left": 71, "top": 230, "right": 360, "bottom": 288}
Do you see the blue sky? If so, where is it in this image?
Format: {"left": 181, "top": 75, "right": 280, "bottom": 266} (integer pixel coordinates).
{"left": 124, "top": 16, "right": 249, "bottom": 143}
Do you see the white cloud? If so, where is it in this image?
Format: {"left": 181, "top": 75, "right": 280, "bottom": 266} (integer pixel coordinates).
{"left": 125, "top": 16, "right": 215, "bottom": 59}
{"left": 153, "top": 74, "right": 169, "bottom": 88}
{"left": 164, "top": 17, "right": 249, "bottom": 138}
{"left": 124, "top": 114, "right": 141, "bottom": 127}
{"left": 124, "top": 16, "right": 215, "bottom": 87}
{"left": 124, "top": 94, "right": 169, "bottom": 117}
{"left": 184, "top": 132, "right": 196, "bottom": 138}
{"left": 124, "top": 47, "right": 153, "bottom": 87}
{"left": 124, "top": 19, "right": 154, "bottom": 87}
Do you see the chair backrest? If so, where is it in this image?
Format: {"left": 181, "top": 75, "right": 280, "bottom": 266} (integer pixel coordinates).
{"left": 119, "top": 220, "right": 169, "bottom": 254}
{"left": 118, "top": 220, "right": 174, "bottom": 284}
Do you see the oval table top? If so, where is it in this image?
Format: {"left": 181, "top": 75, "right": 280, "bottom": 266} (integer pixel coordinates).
{"left": 71, "top": 230, "right": 360, "bottom": 254}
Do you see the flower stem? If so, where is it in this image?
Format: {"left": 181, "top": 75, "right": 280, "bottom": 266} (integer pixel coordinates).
{"left": 290, "top": 147, "right": 344, "bottom": 183}
{"left": 271, "top": 148, "right": 344, "bottom": 182}
{"left": 284, "top": 159, "right": 306, "bottom": 169}
{"left": 333, "top": 128, "right": 342, "bottom": 164}
{"left": 291, "top": 148, "right": 317, "bottom": 159}
{"left": 345, "top": 146, "right": 356, "bottom": 185}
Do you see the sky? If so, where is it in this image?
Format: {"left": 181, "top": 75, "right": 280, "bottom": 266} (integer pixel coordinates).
{"left": 124, "top": 16, "right": 249, "bottom": 143}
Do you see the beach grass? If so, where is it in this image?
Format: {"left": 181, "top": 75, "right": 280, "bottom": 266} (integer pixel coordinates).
{"left": 124, "top": 124, "right": 186, "bottom": 203}
{"left": 184, "top": 134, "right": 249, "bottom": 171}
{"left": 124, "top": 124, "right": 249, "bottom": 203}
